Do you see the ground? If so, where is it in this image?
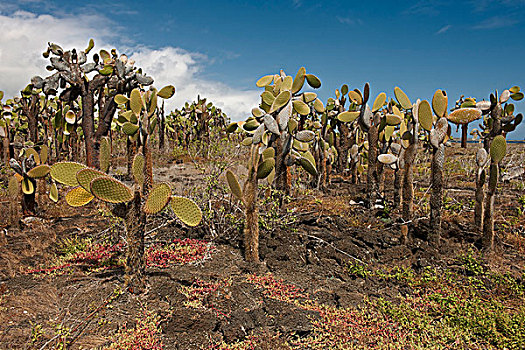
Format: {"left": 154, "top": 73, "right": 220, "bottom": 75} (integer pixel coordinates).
{"left": 0, "top": 143, "right": 524, "bottom": 349}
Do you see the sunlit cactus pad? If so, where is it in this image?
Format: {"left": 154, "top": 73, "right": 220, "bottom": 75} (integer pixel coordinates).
{"left": 132, "top": 153, "right": 145, "bottom": 186}
{"left": 170, "top": 196, "right": 203, "bottom": 227}
{"left": 27, "top": 164, "right": 51, "bottom": 179}
{"left": 65, "top": 187, "right": 94, "bottom": 207}
{"left": 50, "top": 162, "right": 86, "bottom": 187}
{"left": 448, "top": 108, "right": 482, "bottom": 124}
{"left": 90, "top": 176, "right": 134, "bottom": 203}
{"left": 144, "top": 183, "right": 172, "bottom": 214}
{"left": 490, "top": 135, "right": 507, "bottom": 163}
{"left": 77, "top": 168, "right": 106, "bottom": 192}
{"left": 8, "top": 176, "right": 19, "bottom": 198}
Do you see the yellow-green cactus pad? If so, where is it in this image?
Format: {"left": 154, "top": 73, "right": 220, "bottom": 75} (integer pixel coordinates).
{"left": 130, "top": 89, "right": 143, "bottom": 115}
{"left": 132, "top": 153, "right": 145, "bottom": 186}
{"left": 49, "top": 182, "right": 58, "bottom": 203}
{"left": 114, "top": 94, "right": 129, "bottom": 105}
{"left": 99, "top": 137, "right": 111, "bottom": 173}
{"left": 490, "top": 135, "right": 507, "bottom": 163}
{"left": 281, "top": 76, "right": 293, "bottom": 91}
{"left": 261, "top": 91, "right": 275, "bottom": 105}
{"left": 256, "top": 75, "right": 274, "bottom": 88}
{"left": 303, "top": 92, "right": 317, "bottom": 103}
{"left": 337, "top": 111, "right": 360, "bottom": 123}
{"left": 300, "top": 150, "right": 316, "bottom": 168}
{"left": 292, "top": 139, "right": 308, "bottom": 152}
{"left": 348, "top": 90, "right": 362, "bottom": 105}
{"left": 418, "top": 100, "right": 433, "bottom": 132}
{"left": 293, "top": 100, "right": 310, "bottom": 115}
{"left": 257, "top": 158, "right": 275, "bottom": 179}
{"left": 305, "top": 74, "right": 321, "bottom": 88}
{"left": 77, "top": 168, "right": 106, "bottom": 192}
{"left": 299, "top": 157, "right": 317, "bottom": 176}
{"left": 313, "top": 98, "right": 325, "bottom": 113}
{"left": 432, "top": 89, "right": 448, "bottom": 118}
{"left": 226, "top": 170, "right": 243, "bottom": 201}
{"left": 394, "top": 87, "right": 412, "bottom": 110}
{"left": 226, "top": 122, "right": 238, "bottom": 133}
{"left": 170, "top": 196, "right": 202, "bottom": 227}
{"left": 21, "top": 177, "right": 34, "bottom": 195}
{"left": 385, "top": 114, "right": 402, "bottom": 126}
{"left": 25, "top": 148, "right": 40, "bottom": 164}
{"left": 90, "top": 176, "right": 133, "bottom": 203}
{"left": 270, "top": 91, "right": 291, "bottom": 113}
{"left": 157, "top": 85, "right": 175, "bottom": 99}
{"left": 262, "top": 147, "right": 275, "bottom": 160}
{"left": 50, "top": 162, "right": 86, "bottom": 186}
{"left": 122, "top": 122, "right": 139, "bottom": 136}
{"left": 372, "top": 92, "right": 387, "bottom": 113}
{"left": 448, "top": 108, "right": 482, "bottom": 125}
{"left": 27, "top": 164, "right": 51, "bottom": 179}
{"left": 8, "top": 176, "right": 19, "bottom": 198}
{"left": 241, "top": 137, "right": 253, "bottom": 146}
{"left": 378, "top": 154, "right": 398, "bottom": 165}
{"left": 295, "top": 130, "right": 315, "bottom": 142}
{"left": 144, "top": 183, "right": 172, "bottom": 214}
{"left": 243, "top": 118, "right": 260, "bottom": 131}
{"left": 40, "top": 145, "right": 49, "bottom": 164}
{"left": 65, "top": 187, "right": 94, "bottom": 207}
{"left": 292, "top": 67, "right": 306, "bottom": 94}
{"left": 251, "top": 108, "right": 264, "bottom": 118}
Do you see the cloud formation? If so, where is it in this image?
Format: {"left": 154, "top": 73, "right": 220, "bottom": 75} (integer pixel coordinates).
{"left": 0, "top": 10, "right": 259, "bottom": 121}
{"left": 436, "top": 24, "right": 452, "bottom": 34}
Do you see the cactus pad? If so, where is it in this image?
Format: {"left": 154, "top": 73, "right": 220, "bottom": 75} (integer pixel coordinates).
{"left": 262, "top": 147, "right": 275, "bottom": 160}
{"left": 270, "top": 91, "right": 291, "bottom": 113}
{"left": 448, "top": 108, "right": 482, "bottom": 124}
{"left": 313, "top": 98, "right": 325, "bottom": 113}
{"left": 144, "top": 183, "right": 172, "bottom": 214}
{"left": 130, "top": 89, "right": 143, "bottom": 115}
{"left": 8, "top": 176, "right": 19, "bottom": 198}
{"left": 99, "top": 137, "right": 110, "bottom": 173}
{"left": 337, "top": 111, "right": 360, "bottom": 123}
{"left": 21, "top": 178, "right": 34, "bottom": 195}
{"left": 65, "top": 187, "right": 94, "bottom": 207}
{"left": 372, "top": 92, "right": 386, "bottom": 112}
{"left": 476, "top": 148, "right": 488, "bottom": 168}
{"left": 257, "top": 158, "right": 275, "bottom": 179}
{"left": 299, "top": 157, "right": 317, "bottom": 176}
{"left": 292, "top": 67, "right": 306, "bottom": 93}
{"left": 114, "top": 94, "right": 129, "bottom": 105}
{"left": 418, "top": 100, "right": 433, "bottom": 132}
{"left": 122, "top": 122, "right": 139, "bottom": 136}
{"left": 432, "top": 90, "right": 448, "bottom": 118}
{"left": 50, "top": 162, "right": 86, "bottom": 186}
{"left": 293, "top": 100, "right": 310, "bottom": 115}
{"left": 157, "top": 85, "right": 175, "bottom": 99}
{"left": 378, "top": 154, "right": 398, "bottom": 165}
{"left": 170, "top": 196, "right": 202, "bottom": 227}
{"left": 385, "top": 114, "right": 402, "bottom": 126}
{"left": 263, "top": 115, "right": 280, "bottom": 135}
{"left": 49, "top": 182, "right": 58, "bottom": 203}
{"left": 278, "top": 102, "right": 292, "bottom": 131}
{"left": 25, "top": 148, "right": 40, "bottom": 164}
{"left": 295, "top": 130, "right": 315, "bottom": 142}
{"left": 132, "top": 154, "right": 145, "bottom": 186}
{"left": 27, "top": 164, "right": 51, "bottom": 178}
{"left": 40, "top": 145, "right": 49, "bottom": 164}
{"left": 305, "top": 74, "right": 321, "bottom": 88}
{"left": 226, "top": 170, "right": 243, "bottom": 201}
{"left": 256, "top": 75, "right": 274, "bottom": 87}
{"left": 77, "top": 168, "right": 106, "bottom": 192}
{"left": 490, "top": 135, "right": 506, "bottom": 163}
{"left": 90, "top": 176, "right": 133, "bottom": 203}
{"left": 394, "top": 87, "right": 412, "bottom": 110}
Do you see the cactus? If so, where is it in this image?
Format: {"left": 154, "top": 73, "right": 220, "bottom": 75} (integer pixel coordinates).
{"left": 448, "top": 99, "right": 482, "bottom": 148}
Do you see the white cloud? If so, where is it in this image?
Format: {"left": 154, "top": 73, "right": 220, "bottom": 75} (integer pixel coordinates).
{"left": 436, "top": 24, "right": 452, "bottom": 34}
{"left": 0, "top": 10, "right": 259, "bottom": 121}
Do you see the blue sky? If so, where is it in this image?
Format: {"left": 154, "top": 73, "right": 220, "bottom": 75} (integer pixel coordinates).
{"left": 1, "top": 0, "right": 524, "bottom": 138}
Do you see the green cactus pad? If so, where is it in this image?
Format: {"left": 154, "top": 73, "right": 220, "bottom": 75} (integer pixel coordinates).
{"left": 262, "top": 147, "right": 275, "bottom": 160}
{"left": 385, "top": 114, "right": 402, "bottom": 126}
{"left": 337, "top": 111, "right": 360, "bottom": 123}
{"left": 303, "top": 92, "right": 317, "bottom": 103}
{"left": 170, "top": 196, "right": 202, "bottom": 227}
{"left": 270, "top": 91, "right": 291, "bottom": 113}
{"left": 144, "top": 183, "right": 172, "bottom": 214}
{"left": 432, "top": 90, "right": 448, "bottom": 118}
{"left": 50, "top": 162, "right": 86, "bottom": 186}
{"left": 40, "top": 145, "right": 49, "bottom": 164}
{"left": 21, "top": 177, "right": 34, "bottom": 195}
{"left": 292, "top": 67, "right": 306, "bottom": 94}
{"left": 114, "top": 94, "right": 129, "bottom": 105}
{"left": 99, "top": 137, "right": 110, "bottom": 173}
{"left": 372, "top": 93, "right": 387, "bottom": 113}
{"left": 300, "top": 150, "right": 316, "bottom": 168}
{"left": 65, "top": 187, "right": 94, "bottom": 207}
{"left": 281, "top": 76, "right": 293, "bottom": 91}
{"left": 394, "top": 87, "right": 412, "bottom": 110}
{"left": 226, "top": 122, "right": 238, "bottom": 133}
{"left": 49, "top": 182, "right": 58, "bottom": 203}
{"left": 157, "top": 85, "right": 175, "bottom": 99}
{"left": 76, "top": 168, "right": 106, "bottom": 192}
{"left": 122, "top": 122, "right": 139, "bottom": 136}
{"left": 348, "top": 90, "right": 363, "bottom": 105}
{"left": 293, "top": 100, "right": 310, "bottom": 115}
{"left": 27, "top": 164, "right": 51, "bottom": 179}
{"left": 288, "top": 119, "right": 298, "bottom": 133}
{"left": 243, "top": 118, "right": 260, "bottom": 131}
{"left": 476, "top": 148, "right": 488, "bottom": 168}
{"left": 65, "top": 111, "right": 76, "bottom": 124}
{"left": 251, "top": 108, "right": 264, "bottom": 118}
{"left": 25, "top": 148, "right": 40, "bottom": 164}
{"left": 226, "top": 170, "right": 243, "bottom": 201}
{"left": 8, "top": 176, "right": 19, "bottom": 198}
{"left": 130, "top": 89, "right": 143, "bottom": 115}
{"left": 490, "top": 135, "right": 507, "bottom": 163}
{"left": 292, "top": 139, "right": 308, "bottom": 152}
{"left": 448, "top": 108, "right": 482, "bottom": 125}
{"left": 305, "top": 74, "right": 321, "bottom": 88}
{"left": 241, "top": 137, "right": 253, "bottom": 146}
{"left": 256, "top": 75, "right": 274, "bottom": 88}
{"left": 295, "top": 130, "right": 315, "bottom": 142}
{"left": 511, "top": 92, "right": 524, "bottom": 101}
{"left": 90, "top": 176, "right": 133, "bottom": 204}
{"left": 261, "top": 91, "right": 275, "bottom": 106}
{"left": 313, "top": 99, "right": 325, "bottom": 113}
{"left": 299, "top": 157, "right": 317, "bottom": 176}
{"left": 418, "top": 100, "right": 433, "bottom": 132}
{"left": 257, "top": 158, "right": 275, "bottom": 179}
{"left": 132, "top": 153, "right": 145, "bottom": 186}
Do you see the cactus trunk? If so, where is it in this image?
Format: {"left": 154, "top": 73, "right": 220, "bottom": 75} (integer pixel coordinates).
{"left": 124, "top": 190, "right": 146, "bottom": 293}
{"left": 274, "top": 138, "right": 291, "bottom": 196}
{"left": 81, "top": 90, "right": 97, "bottom": 168}
{"left": 143, "top": 139, "right": 153, "bottom": 195}
{"left": 337, "top": 123, "right": 350, "bottom": 174}
{"left": 461, "top": 123, "right": 468, "bottom": 148}
{"left": 429, "top": 144, "right": 444, "bottom": 245}
{"left": 402, "top": 131, "right": 417, "bottom": 223}
{"left": 21, "top": 179, "right": 37, "bottom": 216}
{"left": 393, "top": 169, "right": 401, "bottom": 209}
{"left": 366, "top": 122, "right": 379, "bottom": 208}
{"left": 474, "top": 168, "right": 485, "bottom": 230}
{"left": 243, "top": 162, "right": 259, "bottom": 263}
{"left": 482, "top": 163, "right": 498, "bottom": 252}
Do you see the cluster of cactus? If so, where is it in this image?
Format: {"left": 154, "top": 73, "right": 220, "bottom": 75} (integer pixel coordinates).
{"left": 225, "top": 68, "right": 322, "bottom": 262}
{"left": 48, "top": 158, "right": 202, "bottom": 291}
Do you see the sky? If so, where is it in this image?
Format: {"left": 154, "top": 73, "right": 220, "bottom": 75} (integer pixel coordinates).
{"left": 1, "top": 0, "right": 524, "bottom": 139}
